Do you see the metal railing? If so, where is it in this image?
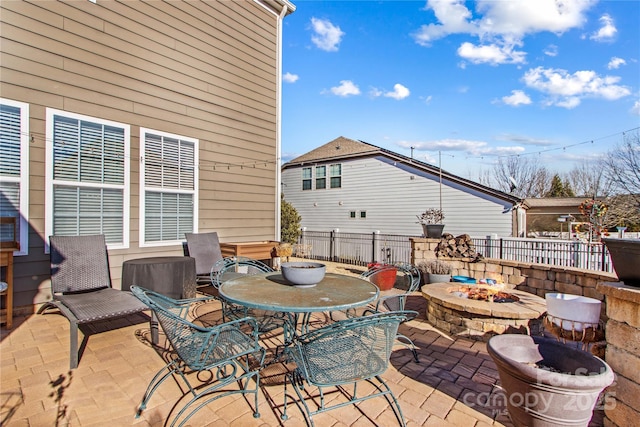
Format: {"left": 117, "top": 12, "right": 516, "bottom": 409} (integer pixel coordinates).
{"left": 295, "top": 229, "right": 620, "bottom": 273}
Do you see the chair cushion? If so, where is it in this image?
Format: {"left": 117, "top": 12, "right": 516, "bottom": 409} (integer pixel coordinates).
{"left": 56, "top": 288, "right": 147, "bottom": 324}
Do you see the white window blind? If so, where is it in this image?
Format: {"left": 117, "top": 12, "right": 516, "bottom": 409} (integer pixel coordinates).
{"left": 45, "top": 109, "right": 130, "bottom": 248}
{"left": 0, "top": 99, "right": 29, "bottom": 255}
{"left": 140, "top": 128, "right": 198, "bottom": 245}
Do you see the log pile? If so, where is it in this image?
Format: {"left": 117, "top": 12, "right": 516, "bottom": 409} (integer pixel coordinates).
{"left": 436, "top": 233, "right": 483, "bottom": 261}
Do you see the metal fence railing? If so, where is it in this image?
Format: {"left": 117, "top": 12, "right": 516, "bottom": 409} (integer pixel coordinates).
{"left": 295, "top": 229, "right": 620, "bottom": 273}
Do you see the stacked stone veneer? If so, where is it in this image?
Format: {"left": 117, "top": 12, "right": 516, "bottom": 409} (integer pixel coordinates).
{"left": 595, "top": 282, "right": 640, "bottom": 427}
{"left": 413, "top": 237, "right": 639, "bottom": 427}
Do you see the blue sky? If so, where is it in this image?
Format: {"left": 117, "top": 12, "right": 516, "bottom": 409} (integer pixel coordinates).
{"left": 280, "top": 0, "right": 640, "bottom": 180}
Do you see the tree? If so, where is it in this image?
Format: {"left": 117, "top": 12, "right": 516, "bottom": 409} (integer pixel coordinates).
{"left": 280, "top": 196, "right": 301, "bottom": 244}
{"left": 566, "top": 159, "right": 612, "bottom": 198}
{"left": 481, "top": 156, "right": 551, "bottom": 198}
{"left": 601, "top": 131, "right": 640, "bottom": 204}
{"left": 545, "top": 174, "right": 575, "bottom": 197}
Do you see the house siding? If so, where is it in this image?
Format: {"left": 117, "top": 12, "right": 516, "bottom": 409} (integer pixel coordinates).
{"left": 282, "top": 156, "right": 514, "bottom": 237}
{"left": 1, "top": 0, "right": 287, "bottom": 308}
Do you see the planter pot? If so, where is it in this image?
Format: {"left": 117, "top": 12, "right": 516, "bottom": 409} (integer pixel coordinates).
{"left": 487, "top": 335, "right": 614, "bottom": 427}
{"left": 427, "top": 273, "right": 451, "bottom": 284}
{"left": 367, "top": 263, "right": 397, "bottom": 291}
{"left": 545, "top": 293, "right": 601, "bottom": 332}
{"left": 422, "top": 224, "right": 445, "bottom": 238}
{"left": 602, "top": 238, "right": 640, "bottom": 287}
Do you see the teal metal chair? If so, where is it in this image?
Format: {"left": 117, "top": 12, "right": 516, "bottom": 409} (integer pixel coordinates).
{"left": 130, "top": 286, "right": 265, "bottom": 427}
{"left": 363, "top": 262, "right": 421, "bottom": 362}
{"left": 282, "top": 311, "right": 416, "bottom": 427}
{"left": 210, "top": 256, "right": 287, "bottom": 334}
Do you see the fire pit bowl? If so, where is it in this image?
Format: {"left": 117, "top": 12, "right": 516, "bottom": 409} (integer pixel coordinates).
{"left": 281, "top": 262, "right": 326, "bottom": 287}
{"left": 487, "top": 334, "right": 614, "bottom": 427}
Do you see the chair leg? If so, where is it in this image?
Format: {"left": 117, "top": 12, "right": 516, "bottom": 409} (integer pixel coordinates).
{"left": 396, "top": 333, "right": 419, "bottom": 363}
{"left": 70, "top": 320, "right": 79, "bottom": 369}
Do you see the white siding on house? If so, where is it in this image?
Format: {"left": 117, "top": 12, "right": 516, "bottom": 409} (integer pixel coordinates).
{"left": 282, "top": 156, "right": 514, "bottom": 237}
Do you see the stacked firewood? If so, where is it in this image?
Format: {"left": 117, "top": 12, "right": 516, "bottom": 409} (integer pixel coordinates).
{"left": 436, "top": 233, "right": 483, "bottom": 261}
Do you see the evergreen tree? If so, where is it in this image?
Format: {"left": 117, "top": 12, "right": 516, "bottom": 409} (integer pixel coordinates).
{"left": 546, "top": 174, "right": 574, "bottom": 197}
{"left": 281, "top": 196, "right": 301, "bottom": 244}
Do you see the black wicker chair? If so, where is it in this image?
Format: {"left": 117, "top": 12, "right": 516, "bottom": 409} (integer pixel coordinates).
{"left": 185, "top": 232, "right": 223, "bottom": 289}
{"left": 37, "top": 234, "right": 148, "bottom": 369}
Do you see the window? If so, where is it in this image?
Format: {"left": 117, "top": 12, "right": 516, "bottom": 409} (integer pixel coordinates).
{"left": 140, "top": 128, "right": 198, "bottom": 246}
{"left": 302, "top": 167, "right": 312, "bottom": 190}
{"left": 0, "top": 99, "right": 29, "bottom": 255}
{"left": 360, "top": 211, "right": 367, "bottom": 218}
{"left": 46, "top": 109, "right": 129, "bottom": 248}
{"left": 315, "top": 166, "right": 326, "bottom": 189}
{"left": 349, "top": 211, "right": 356, "bottom": 218}
{"left": 330, "top": 164, "right": 342, "bottom": 188}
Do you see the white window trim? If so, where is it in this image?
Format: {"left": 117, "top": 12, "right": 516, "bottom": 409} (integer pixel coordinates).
{"left": 0, "top": 98, "right": 30, "bottom": 256}
{"left": 139, "top": 128, "right": 199, "bottom": 248}
{"left": 45, "top": 108, "right": 130, "bottom": 250}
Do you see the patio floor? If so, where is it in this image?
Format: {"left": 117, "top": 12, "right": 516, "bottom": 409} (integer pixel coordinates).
{"left": 1, "top": 261, "right": 605, "bottom": 426}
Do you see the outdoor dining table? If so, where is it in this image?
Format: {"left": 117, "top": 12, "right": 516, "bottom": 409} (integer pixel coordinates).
{"left": 218, "top": 271, "right": 379, "bottom": 342}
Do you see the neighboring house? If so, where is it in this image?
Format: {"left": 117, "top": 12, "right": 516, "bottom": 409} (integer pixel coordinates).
{"left": 522, "top": 197, "right": 586, "bottom": 237}
{"left": 0, "top": 0, "right": 295, "bottom": 308}
{"left": 281, "top": 137, "right": 523, "bottom": 238}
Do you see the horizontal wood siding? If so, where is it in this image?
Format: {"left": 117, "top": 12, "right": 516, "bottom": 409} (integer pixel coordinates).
{"left": 282, "top": 156, "right": 513, "bottom": 237}
{"left": 1, "top": 0, "right": 281, "bottom": 306}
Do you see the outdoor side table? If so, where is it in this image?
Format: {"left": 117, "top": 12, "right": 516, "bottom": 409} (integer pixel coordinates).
{"left": 121, "top": 256, "right": 196, "bottom": 343}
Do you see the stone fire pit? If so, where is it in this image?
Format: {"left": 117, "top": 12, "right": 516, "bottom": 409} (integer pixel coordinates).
{"left": 422, "top": 283, "right": 547, "bottom": 340}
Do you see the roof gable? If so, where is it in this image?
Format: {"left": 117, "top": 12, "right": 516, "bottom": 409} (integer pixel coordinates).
{"left": 282, "top": 136, "right": 521, "bottom": 205}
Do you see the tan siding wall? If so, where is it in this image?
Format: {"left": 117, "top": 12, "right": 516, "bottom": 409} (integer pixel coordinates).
{"left": 1, "top": 0, "right": 281, "bottom": 307}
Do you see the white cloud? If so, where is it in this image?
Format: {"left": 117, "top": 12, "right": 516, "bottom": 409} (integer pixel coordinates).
{"left": 607, "top": 57, "right": 626, "bottom": 70}
{"left": 384, "top": 84, "right": 411, "bottom": 100}
{"left": 396, "top": 138, "right": 526, "bottom": 157}
{"left": 543, "top": 44, "right": 558, "bottom": 57}
{"left": 590, "top": 14, "right": 617, "bottom": 42}
{"left": 310, "top": 17, "right": 344, "bottom": 52}
{"left": 369, "top": 87, "right": 383, "bottom": 98}
{"left": 413, "top": 0, "right": 596, "bottom": 65}
{"left": 325, "top": 80, "right": 360, "bottom": 97}
{"left": 283, "top": 72, "right": 299, "bottom": 83}
{"left": 502, "top": 90, "right": 532, "bottom": 106}
{"left": 457, "top": 41, "right": 526, "bottom": 65}
{"left": 632, "top": 100, "right": 640, "bottom": 116}
{"left": 523, "top": 66, "right": 631, "bottom": 108}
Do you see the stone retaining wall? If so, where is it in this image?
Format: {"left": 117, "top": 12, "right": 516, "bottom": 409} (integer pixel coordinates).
{"left": 412, "top": 237, "right": 618, "bottom": 320}
{"left": 412, "top": 237, "right": 638, "bottom": 427}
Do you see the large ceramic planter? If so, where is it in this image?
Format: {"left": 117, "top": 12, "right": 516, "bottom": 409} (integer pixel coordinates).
{"left": 545, "top": 293, "right": 601, "bottom": 332}
{"left": 367, "top": 263, "right": 397, "bottom": 291}
{"left": 422, "top": 224, "right": 445, "bottom": 238}
{"left": 487, "top": 335, "right": 614, "bottom": 427}
{"left": 602, "top": 238, "right": 640, "bottom": 287}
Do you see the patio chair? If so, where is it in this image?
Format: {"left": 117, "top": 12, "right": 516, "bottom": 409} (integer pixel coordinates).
{"left": 130, "top": 285, "right": 265, "bottom": 427}
{"left": 185, "top": 232, "right": 223, "bottom": 290}
{"left": 362, "top": 262, "right": 421, "bottom": 362}
{"left": 282, "top": 311, "right": 417, "bottom": 427}
{"left": 211, "top": 256, "right": 287, "bottom": 334}
{"left": 38, "top": 234, "right": 148, "bottom": 369}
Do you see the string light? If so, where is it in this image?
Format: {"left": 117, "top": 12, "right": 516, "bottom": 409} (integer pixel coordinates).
{"left": 14, "top": 130, "right": 279, "bottom": 171}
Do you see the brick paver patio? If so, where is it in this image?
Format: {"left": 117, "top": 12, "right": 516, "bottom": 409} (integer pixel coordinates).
{"left": 0, "top": 261, "right": 604, "bottom": 426}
